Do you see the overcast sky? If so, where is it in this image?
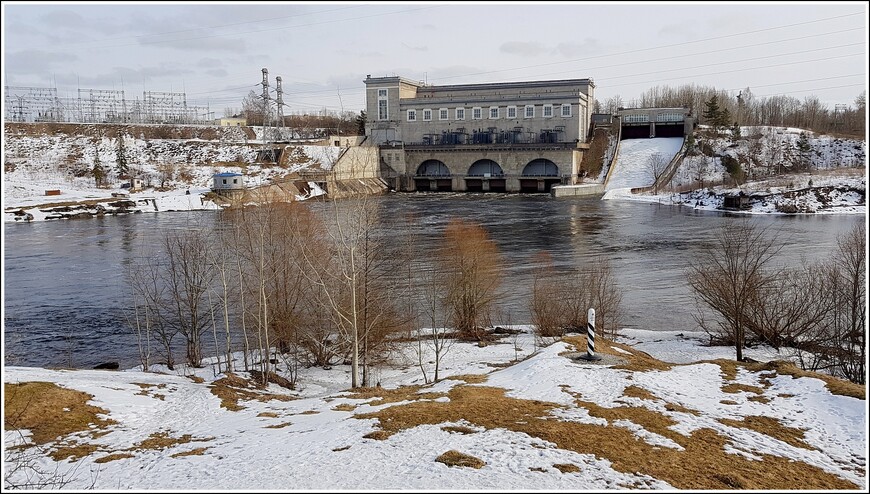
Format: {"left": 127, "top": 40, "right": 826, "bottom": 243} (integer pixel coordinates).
{"left": 2, "top": 1, "right": 867, "bottom": 117}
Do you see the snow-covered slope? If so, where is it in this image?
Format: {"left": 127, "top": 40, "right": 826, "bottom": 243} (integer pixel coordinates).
{"left": 605, "top": 137, "right": 684, "bottom": 191}
{"left": 3, "top": 329, "right": 865, "bottom": 490}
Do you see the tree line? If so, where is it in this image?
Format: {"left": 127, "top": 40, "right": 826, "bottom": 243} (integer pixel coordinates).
{"left": 595, "top": 84, "right": 866, "bottom": 137}
{"left": 124, "top": 192, "right": 623, "bottom": 389}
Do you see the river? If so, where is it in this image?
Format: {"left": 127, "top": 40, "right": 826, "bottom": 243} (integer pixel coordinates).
{"left": 3, "top": 193, "right": 862, "bottom": 369}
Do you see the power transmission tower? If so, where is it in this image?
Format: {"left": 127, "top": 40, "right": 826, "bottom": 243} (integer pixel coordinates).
{"left": 260, "top": 68, "right": 275, "bottom": 163}
{"left": 275, "top": 76, "right": 284, "bottom": 128}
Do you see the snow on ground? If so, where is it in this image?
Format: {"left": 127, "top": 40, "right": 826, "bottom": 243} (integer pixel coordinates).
{"left": 605, "top": 172, "right": 866, "bottom": 215}
{"left": 3, "top": 328, "right": 865, "bottom": 490}
{"left": 2, "top": 130, "right": 341, "bottom": 222}
{"left": 604, "top": 137, "right": 684, "bottom": 192}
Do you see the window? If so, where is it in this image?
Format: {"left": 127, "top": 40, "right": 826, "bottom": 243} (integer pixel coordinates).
{"left": 524, "top": 105, "right": 534, "bottom": 118}
{"left": 625, "top": 114, "right": 649, "bottom": 123}
{"left": 456, "top": 108, "right": 465, "bottom": 120}
{"left": 543, "top": 104, "right": 553, "bottom": 118}
{"left": 472, "top": 107, "right": 482, "bottom": 120}
{"left": 222, "top": 179, "right": 227, "bottom": 185}
{"left": 439, "top": 108, "right": 449, "bottom": 120}
{"left": 407, "top": 109, "right": 417, "bottom": 122}
{"left": 233, "top": 179, "right": 238, "bottom": 184}
{"left": 489, "top": 106, "right": 499, "bottom": 119}
{"left": 377, "top": 88, "right": 388, "bottom": 120}
{"left": 507, "top": 106, "right": 517, "bottom": 119}
{"left": 423, "top": 109, "right": 432, "bottom": 121}
{"left": 561, "top": 104, "right": 571, "bottom": 117}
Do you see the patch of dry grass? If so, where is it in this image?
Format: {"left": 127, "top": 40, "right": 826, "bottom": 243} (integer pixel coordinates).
{"left": 133, "top": 432, "right": 212, "bottom": 451}
{"left": 355, "top": 384, "right": 857, "bottom": 489}
{"left": 4, "top": 382, "right": 116, "bottom": 445}
{"left": 264, "top": 422, "right": 292, "bottom": 429}
{"left": 257, "top": 412, "right": 279, "bottom": 418}
{"left": 722, "top": 383, "right": 765, "bottom": 395}
{"left": 719, "top": 416, "right": 815, "bottom": 450}
{"left": 447, "top": 374, "right": 489, "bottom": 384}
{"left": 435, "top": 450, "right": 485, "bottom": 469}
{"left": 331, "top": 403, "right": 357, "bottom": 412}
{"left": 50, "top": 442, "right": 99, "bottom": 461}
{"left": 553, "top": 463, "right": 580, "bottom": 473}
{"left": 94, "top": 452, "right": 135, "bottom": 464}
{"left": 133, "top": 383, "right": 167, "bottom": 401}
{"left": 209, "top": 373, "right": 295, "bottom": 411}
{"left": 171, "top": 447, "right": 210, "bottom": 458}
{"left": 332, "top": 446, "right": 351, "bottom": 452}
{"left": 720, "top": 400, "right": 739, "bottom": 405}
{"left": 363, "top": 430, "right": 391, "bottom": 440}
{"left": 623, "top": 385, "right": 658, "bottom": 401}
{"left": 746, "top": 361, "right": 865, "bottom": 400}
{"left": 344, "top": 385, "right": 446, "bottom": 407}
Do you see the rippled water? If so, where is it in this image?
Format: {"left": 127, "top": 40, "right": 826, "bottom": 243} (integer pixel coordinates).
{"left": 3, "top": 194, "right": 862, "bottom": 369}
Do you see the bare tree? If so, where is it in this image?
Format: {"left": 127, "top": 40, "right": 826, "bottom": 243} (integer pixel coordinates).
{"left": 647, "top": 152, "right": 669, "bottom": 194}
{"left": 529, "top": 251, "right": 566, "bottom": 342}
{"left": 827, "top": 223, "right": 866, "bottom": 383}
{"left": 162, "top": 228, "right": 216, "bottom": 368}
{"left": 687, "top": 222, "right": 783, "bottom": 361}
{"left": 438, "top": 219, "right": 504, "bottom": 341}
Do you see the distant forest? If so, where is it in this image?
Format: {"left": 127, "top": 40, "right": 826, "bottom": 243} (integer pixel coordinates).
{"left": 595, "top": 84, "right": 866, "bottom": 137}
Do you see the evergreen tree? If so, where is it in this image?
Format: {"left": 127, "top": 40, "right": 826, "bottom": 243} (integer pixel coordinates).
{"left": 92, "top": 143, "right": 105, "bottom": 187}
{"left": 355, "top": 110, "right": 367, "bottom": 136}
{"left": 702, "top": 95, "right": 722, "bottom": 127}
{"left": 796, "top": 131, "right": 812, "bottom": 170}
{"left": 717, "top": 107, "right": 732, "bottom": 130}
{"left": 115, "top": 132, "right": 129, "bottom": 178}
{"left": 730, "top": 122, "right": 742, "bottom": 142}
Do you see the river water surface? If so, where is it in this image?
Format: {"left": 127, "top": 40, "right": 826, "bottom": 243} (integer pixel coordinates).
{"left": 3, "top": 193, "right": 862, "bottom": 369}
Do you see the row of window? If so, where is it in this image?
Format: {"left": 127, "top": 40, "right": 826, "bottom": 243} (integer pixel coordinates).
{"left": 622, "top": 112, "right": 685, "bottom": 123}
{"left": 406, "top": 104, "right": 573, "bottom": 122}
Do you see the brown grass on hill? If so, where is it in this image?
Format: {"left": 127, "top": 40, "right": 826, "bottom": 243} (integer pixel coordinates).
{"left": 135, "top": 432, "right": 208, "bottom": 451}
{"left": 331, "top": 403, "right": 357, "bottom": 412}
{"left": 264, "top": 422, "right": 293, "bottom": 429}
{"left": 209, "top": 373, "right": 295, "bottom": 411}
{"left": 3, "top": 382, "right": 116, "bottom": 445}
{"left": 257, "top": 412, "right": 279, "bottom": 418}
{"left": 446, "top": 374, "right": 489, "bottom": 384}
{"left": 50, "top": 442, "right": 100, "bottom": 461}
{"left": 344, "top": 385, "right": 446, "bottom": 406}
{"left": 171, "top": 447, "right": 210, "bottom": 458}
{"left": 94, "top": 453, "right": 135, "bottom": 464}
{"left": 719, "top": 416, "right": 815, "bottom": 450}
{"left": 622, "top": 385, "right": 658, "bottom": 401}
{"left": 553, "top": 463, "right": 581, "bottom": 473}
{"left": 435, "top": 450, "right": 486, "bottom": 469}
{"left": 746, "top": 361, "right": 865, "bottom": 400}
{"left": 354, "top": 383, "right": 856, "bottom": 489}
{"left": 721, "top": 383, "right": 765, "bottom": 395}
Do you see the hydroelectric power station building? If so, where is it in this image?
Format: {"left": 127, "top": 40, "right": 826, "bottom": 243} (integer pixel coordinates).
{"left": 363, "top": 75, "right": 595, "bottom": 193}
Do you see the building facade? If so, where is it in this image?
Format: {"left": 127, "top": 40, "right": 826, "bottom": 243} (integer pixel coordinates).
{"left": 615, "top": 107, "right": 694, "bottom": 139}
{"left": 363, "top": 75, "right": 595, "bottom": 192}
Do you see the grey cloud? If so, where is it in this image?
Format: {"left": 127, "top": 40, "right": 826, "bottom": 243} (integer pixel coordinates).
{"left": 138, "top": 36, "right": 248, "bottom": 53}
{"left": 38, "top": 9, "right": 86, "bottom": 28}
{"left": 553, "top": 39, "right": 604, "bottom": 58}
{"left": 5, "top": 50, "right": 79, "bottom": 74}
{"left": 419, "top": 23, "right": 436, "bottom": 31}
{"left": 197, "top": 58, "right": 225, "bottom": 68}
{"left": 500, "top": 41, "right": 548, "bottom": 57}
{"left": 205, "top": 68, "right": 229, "bottom": 78}
{"left": 402, "top": 43, "right": 428, "bottom": 52}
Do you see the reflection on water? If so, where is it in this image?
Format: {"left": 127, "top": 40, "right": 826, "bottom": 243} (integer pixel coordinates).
{"left": 4, "top": 194, "right": 862, "bottom": 368}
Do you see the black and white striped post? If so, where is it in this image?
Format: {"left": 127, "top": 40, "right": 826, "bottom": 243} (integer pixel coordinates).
{"left": 582, "top": 308, "right": 602, "bottom": 361}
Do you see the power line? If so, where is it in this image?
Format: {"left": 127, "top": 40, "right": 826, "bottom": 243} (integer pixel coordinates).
{"left": 429, "top": 12, "right": 865, "bottom": 84}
